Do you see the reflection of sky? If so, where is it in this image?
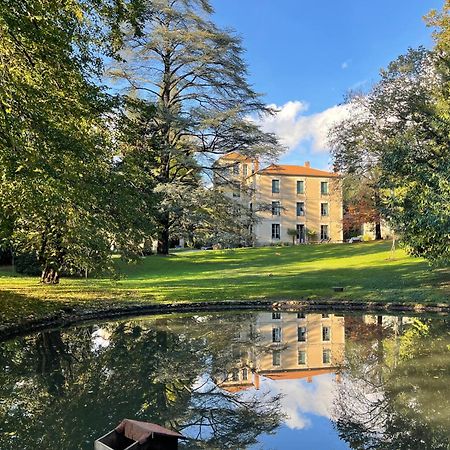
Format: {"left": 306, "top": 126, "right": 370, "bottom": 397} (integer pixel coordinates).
{"left": 250, "top": 373, "right": 350, "bottom": 449}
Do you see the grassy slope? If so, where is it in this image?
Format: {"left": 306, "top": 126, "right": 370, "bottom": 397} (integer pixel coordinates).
{"left": 0, "top": 241, "right": 448, "bottom": 326}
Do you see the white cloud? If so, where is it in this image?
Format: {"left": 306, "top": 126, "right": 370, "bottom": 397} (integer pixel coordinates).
{"left": 261, "top": 374, "right": 338, "bottom": 430}
{"left": 256, "top": 100, "right": 351, "bottom": 155}
{"left": 341, "top": 61, "right": 349, "bottom": 69}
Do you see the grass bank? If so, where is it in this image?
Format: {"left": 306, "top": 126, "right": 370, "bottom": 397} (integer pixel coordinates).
{"left": 0, "top": 241, "right": 448, "bottom": 330}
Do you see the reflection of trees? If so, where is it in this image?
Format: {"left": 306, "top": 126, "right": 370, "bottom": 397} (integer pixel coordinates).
{"left": 179, "top": 379, "right": 281, "bottom": 449}
{"left": 334, "top": 316, "right": 450, "bottom": 449}
{"left": 0, "top": 313, "right": 283, "bottom": 450}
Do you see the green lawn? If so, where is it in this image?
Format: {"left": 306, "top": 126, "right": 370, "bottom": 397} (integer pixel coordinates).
{"left": 0, "top": 241, "right": 448, "bottom": 327}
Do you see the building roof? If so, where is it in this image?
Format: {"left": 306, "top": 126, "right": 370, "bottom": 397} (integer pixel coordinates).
{"left": 219, "top": 151, "right": 254, "bottom": 162}
{"left": 255, "top": 164, "right": 338, "bottom": 178}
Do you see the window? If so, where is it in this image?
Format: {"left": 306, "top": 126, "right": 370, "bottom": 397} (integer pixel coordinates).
{"left": 297, "top": 180, "right": 304, "bottom": 194}
{"left": 242, "top": 368, "right": 248, "bottom": 380}
{"left": 272, "top": 350, "right": 281, "bottom": 366}
{"left": 233, "top": 190, "right": 240, "bottom": 198}
{"left": 272, "top": 201, "right": 281, "bottom": 216}
{"left": 322, "top": 326, "right": 331, "bottom": 341}
{"left": 272, "top": 179, "right": 280, "bottom": 193}
{"left": 298, "top": 326, "right": 307, "bottom": 342}
{"left": 297, "top": 312, "right": 305, "bottom": 319}
{"left": 272, "top": 224, "right": 280, "bottom": 240}
{"left": 322, "top": 313, "right": 329, "bottom": 318}
{"left": 243, "top": 164, "right": 248, "bottom": 177}
{"left": 272, "top": 312, "right": 281, "bottom": 320}
{"left": 321, "top": 225, "right": 329, "bottom": 240}
{"left": 272, "top": 327, "right": 281, "bottom": 342}
{"left": 233, "top": 164, "right": 240, "bottom": 175}
{"left": 296, "top": 224, "right": 305, "bottom": 242}
{"left": 232, "top": 368, "right": 239, "bottom": 381}
{"left": 249, "top": 202, "right": 253, "bottom": 211}
{"left": 298, "top": 350, "right": 306, "bottom": 365}
{"left": 323, "top": 349, "right": 331, "bottom": 364}
{"left": 321, "top": 203, "right": 329, "bottom": 216}
{"left": 296, "top": 202, "right": 305, "bottom": 216}
{"left": 321, "top": 181, "right": 329, "bottom": 195}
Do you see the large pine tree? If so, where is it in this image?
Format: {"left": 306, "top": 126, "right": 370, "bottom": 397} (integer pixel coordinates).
{"left": 110, "top": 0, "right": 280, "bottom": 254}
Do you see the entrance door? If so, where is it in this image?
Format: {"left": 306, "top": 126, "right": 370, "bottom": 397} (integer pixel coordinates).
{"left": 296, "top": 224, "right": 305, "bottom": 243}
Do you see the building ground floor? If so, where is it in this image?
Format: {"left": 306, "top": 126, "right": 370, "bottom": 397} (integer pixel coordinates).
{"left": 252, "top": 217, "right": 343, "bottom": 246}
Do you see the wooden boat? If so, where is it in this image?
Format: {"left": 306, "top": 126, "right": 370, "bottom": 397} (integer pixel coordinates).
{"left": 94, "top": 419, "right": 185, "bottom": 450}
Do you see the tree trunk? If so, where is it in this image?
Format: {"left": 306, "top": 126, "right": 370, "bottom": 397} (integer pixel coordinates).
{"left": 375, "top": 220, "right": 382, "bottom": 240}
{"left": 41, "top": 266, "right": 60, "bottom": 284}
{"left": 373, "top": 189, "right": 382, "bottom": 240}
{"left": 157, "top": 213, "right": 170, "bottom": 255}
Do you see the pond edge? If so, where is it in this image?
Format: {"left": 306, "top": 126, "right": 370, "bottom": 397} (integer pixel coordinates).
{"left": 1, "top": 299, "right": 448, "bottom": 341}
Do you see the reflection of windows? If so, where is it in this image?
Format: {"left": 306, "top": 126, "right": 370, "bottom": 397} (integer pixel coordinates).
{"left": 242, "top": 368, "right": 248, "bottom": 380}
{"left": 296, "top": 202, "right": 305, "bottom": 216}
{"left": 298, "top": 350, "right": 306, "bottom": 365}
{"left": 321, "top": 181, "right": 329, "bottom": 195}
{"left": 323, "top": 349, "right": 331, "bottom": 364}
{"left": 321, "top": 225, "right": 329, "bottom": 240}
{"left": 297, "top": 312, "right": 305, "bottom": 319}
{"left": 297, "top": 180, "right": 304, "bottom": 194}
{"left": 272, "top": 350, "right": 281, "bottom": 366}
{"left": 272, "top": 224, "right": 280, "bottom": 239}
{"left": 298, "top": 326, "right": 307, "bottom": 342}
{"left": 321, "top": 203, "right": 329, "bottom": 216}
{"left": 271, "top": 201, "right": 281, "bottom": 216}
{"left": 272, "top": 179, "right": 280, "bottom": 193}
{"left": 272, "top": 327, "right": 282, "bottom": 342}
{"left": 322, "top": 326, "right": 331, "bottom": 341}
{"left": 272, "top": 312, "right": 281, "bottom": 320}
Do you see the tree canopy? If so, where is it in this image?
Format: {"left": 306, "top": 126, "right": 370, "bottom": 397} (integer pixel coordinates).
{"left": 330, "top": 35, "right": 450, "bottom": 264}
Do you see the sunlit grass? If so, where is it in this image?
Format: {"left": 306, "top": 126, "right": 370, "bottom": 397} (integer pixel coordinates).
{"left": 0, "top": 241, "right": 448, "bottom": 327}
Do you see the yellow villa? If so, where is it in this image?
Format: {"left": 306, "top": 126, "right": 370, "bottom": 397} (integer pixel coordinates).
{"left": 216, "top": 152, "right": 343, "bottom": 245}
{"left": 216, "top": 311, "right": 345, "bottom": 392}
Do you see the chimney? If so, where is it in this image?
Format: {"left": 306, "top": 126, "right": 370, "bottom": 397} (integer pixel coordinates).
{"left": 305, "top": 161, "right": 311, "bottom": 168}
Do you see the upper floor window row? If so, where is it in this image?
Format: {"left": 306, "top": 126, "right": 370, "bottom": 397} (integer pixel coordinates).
{"left": 272, "top": 179, "right": 280, "bottom": 193}
{"left": 271, "top": 179, "right": 329, "bottom": 195}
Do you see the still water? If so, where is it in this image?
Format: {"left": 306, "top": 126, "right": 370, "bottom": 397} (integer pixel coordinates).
{"left": 0, "top": 311, "right": 449, "bottom": 449}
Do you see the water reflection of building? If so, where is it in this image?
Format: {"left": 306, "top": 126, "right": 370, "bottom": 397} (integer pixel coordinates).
{"left": 217, "top": 312, "right": 345, "bottom": 392}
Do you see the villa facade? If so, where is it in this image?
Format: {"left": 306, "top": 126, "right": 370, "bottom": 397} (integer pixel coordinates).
{"left": 217, "top": 152, "right": 343, "bottom": 246}
{"left": 215, "top": 312, "right": 345, "bottom": 392}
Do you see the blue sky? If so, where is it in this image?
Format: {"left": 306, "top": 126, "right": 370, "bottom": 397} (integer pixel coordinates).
{"left": 212, "top": 0, "right": 443, "bottom": 169}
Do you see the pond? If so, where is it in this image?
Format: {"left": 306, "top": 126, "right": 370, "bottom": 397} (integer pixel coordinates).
{"left": 0, "top": 311, "right": 449, "bottom": 449}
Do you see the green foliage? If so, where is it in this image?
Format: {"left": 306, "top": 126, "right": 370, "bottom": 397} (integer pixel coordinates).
{"left": 14, "top": 252, "right": 40, "bottom": 276}
{"left": 0, "top": 0, "right": 157, "bottom": 281}
{"left": 330, "top": 45, "right": 450, "bottom": 265}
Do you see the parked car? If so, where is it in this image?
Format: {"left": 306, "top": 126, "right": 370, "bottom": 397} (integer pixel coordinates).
{"left": 348, "top": 236, "right": 363, "bottom": 243}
